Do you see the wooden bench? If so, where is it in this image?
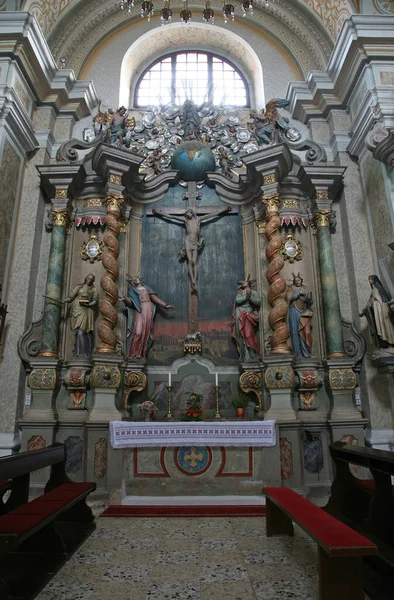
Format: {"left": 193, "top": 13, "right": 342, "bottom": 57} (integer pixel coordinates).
{"left": 325, "top": 442, "right": 394, "bottom": 572}
{"left": 263, "top": 487, "right": 378, "bottom": 600}
{"left": 0, "top": 443, "right": 96, "bottom": 599}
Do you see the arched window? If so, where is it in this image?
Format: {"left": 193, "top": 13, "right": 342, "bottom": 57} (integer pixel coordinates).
{"left": 135, "top": 52, "right": 249, "bottom": 108}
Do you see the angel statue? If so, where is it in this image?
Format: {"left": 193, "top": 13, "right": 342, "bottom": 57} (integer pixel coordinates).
{"left": 249, "top": 98, "right": 291, "bottom": 145}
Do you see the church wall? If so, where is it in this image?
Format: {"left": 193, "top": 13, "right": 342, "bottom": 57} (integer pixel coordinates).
{"left": 0, "top": 138, "right": 23, "bottom": 297}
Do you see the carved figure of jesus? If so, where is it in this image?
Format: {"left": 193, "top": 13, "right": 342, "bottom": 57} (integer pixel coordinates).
{"left": 152, "top": 206, "right": 230, "bottom": 293}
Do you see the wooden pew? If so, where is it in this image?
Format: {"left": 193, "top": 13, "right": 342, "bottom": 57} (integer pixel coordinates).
{"left": 325, "top": 442, "right": 394, "bottom": 565}
{"left": 0, "top": 443, "right": 96, "bottom": 599}
{"left": 263, "top": 487, "right": 377, "bottom": 600}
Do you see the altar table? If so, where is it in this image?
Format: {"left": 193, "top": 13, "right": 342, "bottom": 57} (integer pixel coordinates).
{"left": 110, "top": 420, "right": 276, "bottom": 449}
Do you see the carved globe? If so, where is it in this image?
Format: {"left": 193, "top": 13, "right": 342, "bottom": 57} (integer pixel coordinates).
{"left": 171, "top": 140, "right": 216, "bottom": 181}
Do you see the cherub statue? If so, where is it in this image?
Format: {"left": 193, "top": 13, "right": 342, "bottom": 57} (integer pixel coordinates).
{"left": 146, "top": 148, "right": 165, "bottom": 176}
{"left": 218, "top": 146, "right": 234, "bottom": 179}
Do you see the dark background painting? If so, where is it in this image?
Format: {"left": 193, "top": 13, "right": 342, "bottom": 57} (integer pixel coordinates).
{"left": 141, "top": 184, "right": 244, "bottom": 365}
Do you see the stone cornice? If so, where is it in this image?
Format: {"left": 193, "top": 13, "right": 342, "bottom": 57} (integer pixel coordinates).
{"left": 0, "top": 11, "right": 99, "bottom": 120}
{"left": 287, "top": 15, "right": 394, "bottom": 124}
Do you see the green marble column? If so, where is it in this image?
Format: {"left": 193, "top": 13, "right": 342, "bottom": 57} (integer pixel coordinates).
{"left": 40, "top": 208, "right": 69, "bottom": 357}
{"left": 316, "top": 210, "right": 345, "bottom": 357}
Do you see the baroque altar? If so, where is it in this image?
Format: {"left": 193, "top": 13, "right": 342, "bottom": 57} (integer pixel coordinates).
{"left": 17, "top": 97, "right": 367, "bottom": 500}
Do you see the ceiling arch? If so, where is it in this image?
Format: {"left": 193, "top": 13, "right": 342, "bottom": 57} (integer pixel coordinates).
{"left": 21, "top": 0, "right": 355, "bottom": 43}
{"left": 41, "top": 0, "right": 336, "bottom": 82}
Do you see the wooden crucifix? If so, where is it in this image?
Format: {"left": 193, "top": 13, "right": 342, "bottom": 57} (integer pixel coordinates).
{"left": 147, "top": 181, "right": 235, "bottom": 333}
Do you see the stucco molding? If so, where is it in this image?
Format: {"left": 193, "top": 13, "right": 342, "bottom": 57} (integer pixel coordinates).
{"left": 0, "top": 12, "right": 99, "bottom": 119}
{"left": 287, "top": 16, "right": 394, "bottom": 125}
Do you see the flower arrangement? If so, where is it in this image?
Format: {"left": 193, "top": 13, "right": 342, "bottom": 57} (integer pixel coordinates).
{"left": 137, "top": 400, "right": 158, "bottom": 420}
{"left": 137, "top": 401, "right": 157, "bottom": 412}
{"left": 178, "top": 392, "right": 205, "bottom": 421}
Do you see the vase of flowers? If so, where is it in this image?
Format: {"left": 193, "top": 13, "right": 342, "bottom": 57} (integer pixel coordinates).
{"left": 138, "top": 400, "right": 158, "bottom": 421}
{"left": 178, "top": 392, "right": 205, "bottom": 421}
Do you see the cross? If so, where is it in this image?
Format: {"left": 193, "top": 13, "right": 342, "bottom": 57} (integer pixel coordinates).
{"left": 184, "top": 447, "right": 203, "bottom": 467}
{"left": 147, "top": 181, "right": 236, "bottom": 333}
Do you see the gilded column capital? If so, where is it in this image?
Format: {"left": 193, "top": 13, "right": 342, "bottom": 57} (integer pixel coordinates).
{"left": 106, "top": 194, "right": 124, "bottom": 213}
{"left": 314, "top": 210, "right": 332, "bottom": 228}
{"left": 263, "top": 193, "right": 281, "bottom": 217}
{"left": 52, "top": 208, "right": 70, "bottom": 228}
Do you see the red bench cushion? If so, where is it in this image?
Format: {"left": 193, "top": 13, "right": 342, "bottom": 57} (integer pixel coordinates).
{"left": 0, "top": 482, "right": 95, "bottom": 536}
{"left": 357, "top": 480, "right": 394, "bottom": 497}
{"left": 264, "top": 487, "right": 376, "bottom": 550}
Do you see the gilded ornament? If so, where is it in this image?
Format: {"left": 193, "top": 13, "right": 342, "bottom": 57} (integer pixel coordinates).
{"left": 52, "top": 208, "right": 70, "bottom": 228}
{"left": 91, "top": 365, "right": 121, "bottom": 389}
{"left": 70, "top": 391, "right": 86, "bottom": 407}
{"left": 184, "top": 331, "right": 202, "bottom": 354}
{"left": 316, "top": 190, "right": 329, "bottom": 200}
{"left": 263, "top": 193, "right": 281, "bottom": 216}
{"left": 55, "top": 189, "right": 67, "bottom": 199}
{"left": 85, "top": 198, "right": 103, "bottom": 207}
{"left": 29, "top": 368, "right": 57, "bottom": 390}
{"left": 282, "top": 199, "right": 300, "bottom": 209}
{"left": 124, "top": 371, "right": 147, "bottom": 408}
{"left": 81, "top": 233, "right": 104, "bottom": 263}
{"left": 281, "top": 233, "right": 303, "bottom": 263}
{"left": 119, "top": 217, "right": 127, "bottom": 234}
{"left": 106, "top": 194, "right": 124, "bottom": 212}
{"left": 256, "top": 219, "right": 266, "bottom": 234}
{"left": 264, "top": 174, "right": 276, "bottom": 185}
{"left": 239, "top": 371, "right": 263, "bottom": 412}
{"left": 314, "top": 210, "right": 331, "bottom": 228}
{"left": 328, "top": 368, "right": 356, "bottom": 390}
{"left": 109, "top": 173, "right": 122, "bottom": 185}
{"left": 264, "top": 366, "right": 295, "bottom": 389}
{"left": 300, "top": 391, "right": 317, "bottom": 410}
{"left": 299, "top": 370, "right": 316, "bottom": 388}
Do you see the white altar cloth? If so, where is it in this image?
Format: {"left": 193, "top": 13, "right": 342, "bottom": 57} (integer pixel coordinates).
{"left": 109, "top": 420, "right": 276, "bottom": 449}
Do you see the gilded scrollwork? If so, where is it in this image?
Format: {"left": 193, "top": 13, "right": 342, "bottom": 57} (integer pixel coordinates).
{"left": 124, "top": 371, "right": 147, "bottom": 408}
{"left": 264, "top": 365, "right": 295, "bottom": 389}
{"left": 239, "top": 371, "right": 263, "bottom": 413}
{"left": 281, "top": 233, "right": 303, "bottom": 263}
{"left": 264, "top": 174, "right": 277, "bottom": 186}
{"left": 29, "top": 368, "right": 57, "bottom": 390}
{"left": 91, "top": 365, "right": 121, "bottom": 389}
{"left": 328, "top": 368, "right": 356, "bottom": 390}
{"left": 109, "top": 173, "right": 122, "bottom": 186}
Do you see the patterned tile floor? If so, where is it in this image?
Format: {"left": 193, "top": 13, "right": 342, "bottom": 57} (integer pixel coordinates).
{"left": 34, "top": 514, "right": 376, "bottom": 600}
{"left": 32, "top": 517, "right": 317, "bottom": 600}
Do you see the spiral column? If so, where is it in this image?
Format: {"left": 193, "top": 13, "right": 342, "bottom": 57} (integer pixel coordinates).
{"left": 96, "top": 194, "right": 123, "bottom": 354}
{"left": 263, "top": 192, "right": 291, "bottom": 354}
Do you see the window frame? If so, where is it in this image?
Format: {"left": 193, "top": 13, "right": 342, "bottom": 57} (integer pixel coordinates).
{"left": 134, "top": 51, "right": 250, "bottom": 108}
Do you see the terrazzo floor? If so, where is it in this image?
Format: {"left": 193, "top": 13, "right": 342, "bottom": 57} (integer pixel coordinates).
{"left": 34, "top": 514, "right": 374, "bottom": 600}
